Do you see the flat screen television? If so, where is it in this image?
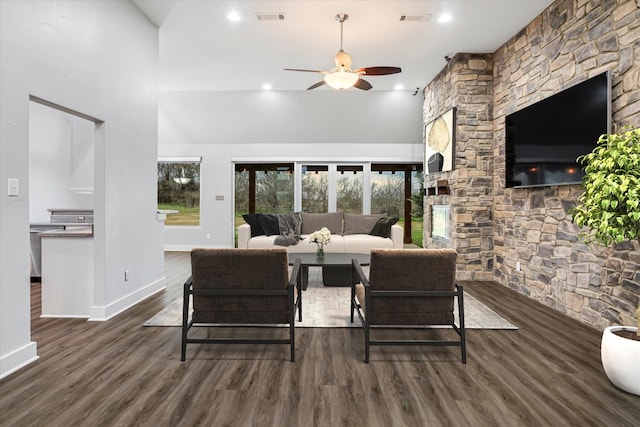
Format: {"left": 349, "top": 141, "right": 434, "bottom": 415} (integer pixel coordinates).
{"left": 505, "top": 71, "right": 611, "bottom": 188}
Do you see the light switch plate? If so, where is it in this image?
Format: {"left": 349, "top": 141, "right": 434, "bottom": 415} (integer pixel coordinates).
{"left": 8, "top": 178, "right": 19, "bottom": 196}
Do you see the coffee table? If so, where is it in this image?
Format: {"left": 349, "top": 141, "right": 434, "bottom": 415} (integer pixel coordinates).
{"left": 288, "top": 252, "right": 370, "bottom": 323}
{"left": 288, "top": 252, "right": 371, "bottom": 290}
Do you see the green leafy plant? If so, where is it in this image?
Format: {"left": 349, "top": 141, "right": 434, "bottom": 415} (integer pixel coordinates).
{"left": 572, "top": 128, "right": 640, "bottom": 335}
{"left": 572, "top": 128, "right": 640, "bottom": 245}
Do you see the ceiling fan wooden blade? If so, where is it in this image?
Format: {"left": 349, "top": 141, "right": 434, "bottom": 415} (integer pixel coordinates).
{"left": 353, "top": 78, "right": 372, "bottom": 91}
{"left": 307, "top": 80, "right": 327, "bottom": 90}
{"left": 285, "top": 68, "right": 324, "bottom": 73}
{"left": 355, "top": 66, "right": 402, "bottom": 76}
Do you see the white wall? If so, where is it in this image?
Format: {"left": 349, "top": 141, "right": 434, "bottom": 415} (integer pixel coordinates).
{"left": 158, "top": 90, "right": 424, "bottom": 249}
{"left": 0, "top": 0, "right": 163, "bottom": 378}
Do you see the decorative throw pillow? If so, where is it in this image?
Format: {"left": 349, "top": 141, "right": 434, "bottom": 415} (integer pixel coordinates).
{"left": 343, "top": 213, "right": 386, "bottom": 235}
{"left": 301, "top": 212, "right": 344, "bottom": 235}
{"left": 369, "top": 217, "right": 399, "bottom": 238}
{"left": 242, "top": 214, "right": 265, "bottom": 237}
{"left": 256, "top": 213, "right": 280, "bottom": 236}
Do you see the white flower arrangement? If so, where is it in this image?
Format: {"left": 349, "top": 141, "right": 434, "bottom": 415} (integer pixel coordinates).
{"left": 309, "top": 227, "right": 331, "bottom": 247}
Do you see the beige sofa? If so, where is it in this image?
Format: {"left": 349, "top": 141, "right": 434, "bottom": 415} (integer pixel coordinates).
{"left": 237, "top": 212, "right": 403, "bottom": 253}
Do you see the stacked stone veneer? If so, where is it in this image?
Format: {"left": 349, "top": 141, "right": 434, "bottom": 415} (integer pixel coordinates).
{"left": 423, "top": 53, "right": 495, "bottom": 281}
{"left": 424, "top": 0, "right": 640, "bottom": 329}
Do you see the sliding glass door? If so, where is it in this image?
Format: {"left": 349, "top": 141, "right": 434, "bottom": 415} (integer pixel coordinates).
{"left": 235, "top": 161, "right": 423, "bottom": 245}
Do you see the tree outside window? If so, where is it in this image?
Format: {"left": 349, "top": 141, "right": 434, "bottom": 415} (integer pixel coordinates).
{"left": 157, "top": 160, "right": 201, "bottom": 226}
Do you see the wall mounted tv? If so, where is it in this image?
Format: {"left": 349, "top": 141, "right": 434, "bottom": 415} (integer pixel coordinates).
{"left": 505, "top": 71, "right": 611, "bottom": 188}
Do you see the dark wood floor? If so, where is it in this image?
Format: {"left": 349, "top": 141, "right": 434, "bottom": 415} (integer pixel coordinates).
{"left": 1, "top": 252, "right": 639, "bottom": 426}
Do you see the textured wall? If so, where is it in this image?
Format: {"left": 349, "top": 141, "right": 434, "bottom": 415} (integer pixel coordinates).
{"left": 493, "top": 0, "right": 639, "bottom": 329}
{"left": 423, "top": 53, "right": 495, "bottom": 281}
{"left": 424, "top": 0, "right": 640, "bottom": 329}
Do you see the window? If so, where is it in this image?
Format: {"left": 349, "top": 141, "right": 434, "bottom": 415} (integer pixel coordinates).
{"left": 302, "top": 165, "right": 328, "bottom": 213}
{"left": 337, "top": 165, "right": 363, "bottom": 214}
{"left": 234, "top": 161, "right": 423, "bottom": 245}
{"left": 235, "top": 163, "right": 294, "bottom": 238}
{"left": 158, "top": 157, "right": 201, "bottom": 226}
{"left": 370, "top": 170, "right": 404, "bottom": 217}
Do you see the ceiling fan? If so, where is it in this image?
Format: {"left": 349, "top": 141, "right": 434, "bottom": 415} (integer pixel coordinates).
{"left": 285, "top": 13, "right": 401, "bottom": 91}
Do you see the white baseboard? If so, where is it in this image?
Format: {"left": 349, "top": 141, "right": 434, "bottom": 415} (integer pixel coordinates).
{"left": 0, "top": 341, "right": 38, "bottom": 380}
{"left": 164, "top": 244, "right": 228, "bottom": 252}
{"left": 40, "top": 315, "right": 89, "bottom": 319}
{"left": 88, "top": 277, "right": 166, "bottom": 321}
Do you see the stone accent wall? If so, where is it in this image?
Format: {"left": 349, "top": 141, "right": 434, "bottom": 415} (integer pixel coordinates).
{"left": 423, "top": 54, "right": 495, "bottom": 281}
{"left": 424, "top": 0, "right": 640, "bottom": 329}
{"left": 493, "top": 0, "right": 639, "bottom": 329}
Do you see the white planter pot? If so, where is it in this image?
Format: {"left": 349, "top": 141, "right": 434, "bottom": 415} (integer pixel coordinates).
{"left": 601, "top": 326, "right": 640, "bottom": 396}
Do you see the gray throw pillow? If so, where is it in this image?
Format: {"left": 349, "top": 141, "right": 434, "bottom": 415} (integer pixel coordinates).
{"left": 301, "top": 212, "right": 344, "bottom": 235}
{"left": 343, "top": 213, "right": 386, "bottom": 235}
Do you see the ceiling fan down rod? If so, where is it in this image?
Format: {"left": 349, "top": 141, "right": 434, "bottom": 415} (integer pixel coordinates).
{"left": 336, "top": 13, "right": 348, "bottom": 51}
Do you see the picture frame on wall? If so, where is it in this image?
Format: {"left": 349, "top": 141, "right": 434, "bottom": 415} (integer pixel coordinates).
{"left": 424, "top": 107, "right": 456, "bottom": 174}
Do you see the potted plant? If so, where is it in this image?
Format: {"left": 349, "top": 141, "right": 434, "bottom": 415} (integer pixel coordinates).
{"left": 572, "top": 128, "right": 640, "bottom": 396}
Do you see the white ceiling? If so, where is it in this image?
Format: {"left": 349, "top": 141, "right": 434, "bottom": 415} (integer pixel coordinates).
{"left": 133, "top": 0, "right": 554, "bottom": 92}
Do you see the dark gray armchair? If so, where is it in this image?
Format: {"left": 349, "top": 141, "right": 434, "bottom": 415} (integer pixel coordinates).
{"left": 181, "top": 248, "right": 301, "bottom": 361}
{"left": 351, "top": 248, "right": 466, "bottom": 363}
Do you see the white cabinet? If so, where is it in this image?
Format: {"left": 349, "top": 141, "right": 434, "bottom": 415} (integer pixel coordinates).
{"left": 41, "top": 234, "right": 93, "bottom": 318}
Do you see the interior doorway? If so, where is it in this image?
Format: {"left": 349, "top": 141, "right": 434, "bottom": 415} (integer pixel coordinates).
{"left": 28, "top": 96, "right": 102, "bottom": 320}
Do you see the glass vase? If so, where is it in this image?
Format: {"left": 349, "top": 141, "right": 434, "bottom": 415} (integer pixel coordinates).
{"left": 316, "top": 246, "right": 324, "bottom": 259}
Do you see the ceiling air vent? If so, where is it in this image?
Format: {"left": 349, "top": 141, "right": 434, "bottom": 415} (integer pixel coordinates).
{"left": 256, "top": 13, "right": 285, "bottom": 21}
{"left": 399, "top": 14, "right": 431, "bottom": 22}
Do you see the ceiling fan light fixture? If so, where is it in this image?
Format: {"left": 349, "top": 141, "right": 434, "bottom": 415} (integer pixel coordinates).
{"left": 324, "top": 69, "right": 359, "bottom": 89}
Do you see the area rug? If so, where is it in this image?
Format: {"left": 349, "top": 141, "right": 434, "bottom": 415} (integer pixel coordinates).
{"left": 144, "top": 268, "right": 517, "bottom": 329}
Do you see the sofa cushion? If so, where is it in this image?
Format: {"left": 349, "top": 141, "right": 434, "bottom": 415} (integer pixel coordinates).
{"left": 257, "top": 213, "right": 280, "bottom": 236}
{"left": 301, "top": 212, "right": 344, "bottom": 235}
{"left": 342, "top": 234, "right": 394, "bottom": 253}
{"left": 343, "top": 213, "right": 386, "bottom": 235}
{"left": 242, "top": 214, "right": 265, "bottom": 237}
{"left": 370, "top": 217, "right": 399, "bottom": 238}
{"left": 288, "top": 234, "right": 346, "bottom": 253}
{"left": 246, "top": 235, "right": 279, "bottom": 248}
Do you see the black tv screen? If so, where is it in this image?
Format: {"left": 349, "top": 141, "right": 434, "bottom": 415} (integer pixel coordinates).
{"left": 505, "top": 71, "right": 611, "bottom": 188}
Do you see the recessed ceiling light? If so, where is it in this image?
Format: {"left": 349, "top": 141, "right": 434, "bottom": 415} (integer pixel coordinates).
{"left": 394, "top": 84, "right": 405, "bottom": 91}
{"left": 227, "top": 11, "right": 241, "bottom": 22}
{"left": 262, "top": 83, "right": 272, "bottom": 90}
{"left": 438, "top": 13, "right": 452, "bottom": 23}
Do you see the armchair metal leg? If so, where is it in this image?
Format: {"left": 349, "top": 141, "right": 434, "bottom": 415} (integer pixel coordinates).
{"left": 457, "top": 283, "right": 467, "bottom": 364}
{"left": 181, "top": 282, "right": 191, "bottom": 362}
{"left": 364, "top": 321, "right": 370, "bottom": 363}
{"left": 290, "top": 315, "right": 295, "bottom": 362}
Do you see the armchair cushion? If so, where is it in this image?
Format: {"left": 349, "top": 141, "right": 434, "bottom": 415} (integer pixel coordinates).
{"left": 367, "top": 248, "right": 455, "bottom": 325}
{"left": 190, "top": 248, "right": 290, "bottom": 324}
